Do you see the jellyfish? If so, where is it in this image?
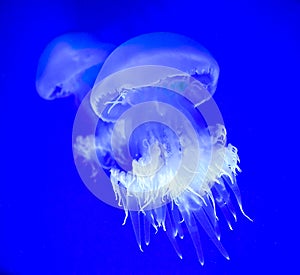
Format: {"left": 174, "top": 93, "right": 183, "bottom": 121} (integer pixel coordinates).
{"left": 36, "top": 32, "right": 115, "bottom": 102}
{"left": 72, "top": 32, "right": 252, "bottom": 265}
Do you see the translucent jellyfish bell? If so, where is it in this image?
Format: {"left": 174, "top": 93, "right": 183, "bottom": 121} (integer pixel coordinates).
{"left": 36, "top": 32, "right": 115, "bottom": 101}
{"left": 93, "top": 32, "right": 219, "bottom": 97}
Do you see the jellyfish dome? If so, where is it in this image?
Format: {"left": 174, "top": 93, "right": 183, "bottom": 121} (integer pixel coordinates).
{"left": 36, "top": 32, "right": 115, "bottom": 101}
{"left": 94, "top": 32, "right": 219, "bottom": 98}
{"left": 71, "top": 32, "right": 251, "bottom": 265}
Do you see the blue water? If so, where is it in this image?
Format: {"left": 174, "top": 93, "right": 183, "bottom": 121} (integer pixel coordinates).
{"left": 1, "top": 0, "right": 299, "bottom": 274}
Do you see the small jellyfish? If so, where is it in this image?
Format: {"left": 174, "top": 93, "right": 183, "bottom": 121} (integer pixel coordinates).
{"left": 72, "top": 32, "right": 252, "bottom": 265}
{"left": 36, "top": 32, "right": 115, "bottom": 102}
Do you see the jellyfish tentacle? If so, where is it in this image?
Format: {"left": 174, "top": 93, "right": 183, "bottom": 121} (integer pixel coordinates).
{"left": 202, "top": 193, "right": 221, "bottom": 240}
{"left": 169, "top": 203, "right": 185, "bottom": 239}
{"left": 180, "top": 208, "right": 205, "bottom": 265}
{"left": 212, "top": 181, "right": 236, "bottom": 230}
{"left": 143, "top": 212, "right": 151, "bottom": 245}
{"left": 193, "top": 206, "right": 230, "bottom": 260}
{"left": 223, "top": 173, "right": 253, "bottom": 222}
{"left": 165, "top": 207, "right": 183, "bottom": 259}
{"left": 153, "top": 205, "right": 167, "bottom": 230}
{"left": 129, "top": 210, "right": 143, "bottom": 252}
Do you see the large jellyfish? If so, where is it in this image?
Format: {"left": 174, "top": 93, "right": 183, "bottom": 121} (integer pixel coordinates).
{"left": 71, "top": 32, "right": 252, "bottom": 265}
{"left": 36, "top": 32, "right": 115, "bottom": 102}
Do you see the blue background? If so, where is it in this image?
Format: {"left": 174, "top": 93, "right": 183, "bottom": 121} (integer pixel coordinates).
{"left": 1, "top": 0, "right": 299, "bottom": 274}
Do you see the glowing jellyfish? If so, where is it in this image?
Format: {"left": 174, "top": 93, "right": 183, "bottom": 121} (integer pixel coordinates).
{"left": 72, "top": 32, "right": 252, "bottom": 265}
{"left": 36, "top": 32, "right": 115, "bottom": 102}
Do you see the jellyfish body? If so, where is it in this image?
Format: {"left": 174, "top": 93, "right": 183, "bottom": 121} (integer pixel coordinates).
{"left": 75, "top": 32, "right": 252, "bottom": 265}
{"left": 36, "top": 32, "right": 115, "bottom": 101}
